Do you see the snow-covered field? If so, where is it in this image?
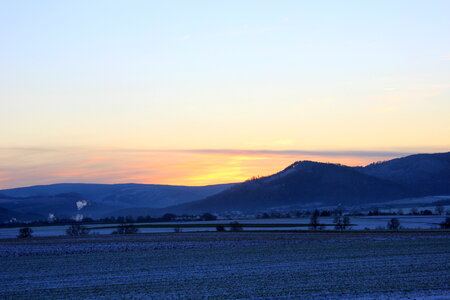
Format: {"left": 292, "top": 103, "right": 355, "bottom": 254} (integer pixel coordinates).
{"left": 1, "top": 232, "right": 449, "bottom": 299}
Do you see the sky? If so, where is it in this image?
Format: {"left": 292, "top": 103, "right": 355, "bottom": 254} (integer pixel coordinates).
{"left": 0, "top": 1, "right": 449, "bottom": 188}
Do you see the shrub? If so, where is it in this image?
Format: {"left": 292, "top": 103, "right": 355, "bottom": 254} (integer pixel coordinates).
{"left": 435, "top": 205, "right": 445, "bottom": 215}
{"left": 229, "top": 221, "right": 243, "bottom": 232}
{"left": 66, "top": 224, "right": 90, "bottom": 236}
{"left": 161, "top": 213, "right": 177, "bottom": 222}
{"left": 112, "top": 224, "right": 139, "bottom": 234}
{"left": 201, "top": 213, "right": 217, "bottom": 221}
{"left": 17, "top": 227, "right": 33, "bottom": 238}
{"left": 216, "top": 224, "right": 226, "bottom": 232}
{"left": 439, "top": 217, "right": 450, "bottom": 229}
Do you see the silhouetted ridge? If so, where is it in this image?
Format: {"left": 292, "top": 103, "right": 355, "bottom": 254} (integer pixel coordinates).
{"left": 2, "top": 151, "right": 449, "bottom": 218}
{"left": 166, "top": 161, "right": 408, "bottom": 214}
{"left": 0, "top": 183, "right": 235, "bottom": 221}
{"left": 361, "top": 151, "right": 450, "bottom": 195}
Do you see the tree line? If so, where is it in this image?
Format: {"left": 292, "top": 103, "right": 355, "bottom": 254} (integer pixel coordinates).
{"left": 3, "top": 212, "right": 217, "bottom": 228}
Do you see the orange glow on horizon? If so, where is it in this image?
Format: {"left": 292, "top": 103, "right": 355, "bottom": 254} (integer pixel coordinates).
{"left": 0, "top": 147, "right": 403, "bottom": 189}
{"left": 162, "top": 153, "right": 387, "bottom": 186}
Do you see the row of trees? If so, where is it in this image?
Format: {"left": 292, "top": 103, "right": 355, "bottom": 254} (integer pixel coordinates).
{"left": 4, "top": 212, "right": 218, "bottom": 228}
{"left": 216, "top": 221, "right": 243, "bottom": 232}
{"left": 17, "top": 221, "right": 242, "bottom": 237}
{"left": 15, "top": 217, "right": 450, "bottom": 238}
{"left": 258, "top": 205, "right": 449, "bottom": 219}
{"left": 6, "top": 204, "right": 449, "bottom": 228}
{"left": 309, "top": 216, "right": 446, "bottom": 231}
{"left": 309, "top": 210, "right": 352, "bottom": 230}
{"left": 368, "top": 207, "right": 446, "bottom": 216}
{"left": 308, "top": 211, "right": 437, "bottom": 231}
{"left": 174, "top": 222, "right": 244, "bottom": 233}
{"left": 17, "top": 223, "right": 140, "bottom": 238}
{"left": 100, "top": 212, "right": 217, "bottom": 223}
{"left": 64, "top": 223, "right": 141, "bottom": 236}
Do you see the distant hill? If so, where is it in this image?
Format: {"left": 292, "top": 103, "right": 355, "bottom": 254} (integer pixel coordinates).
{"left": 360, "top": 152, "right": 450, "bottom": 195}
{"left": 0, "top": 183, "right": 234, "bottom": 221}
{"left": 160, "top": 152, "right": 450, "bottom": 214}
{"left": 1, "top": 151, "right": 449, "bottom": 220}
{"left": 0, "top": 207, "right": 45, "bottom": 223}
{"left": 164, "top": 161, "right": 408, "bottom": 214}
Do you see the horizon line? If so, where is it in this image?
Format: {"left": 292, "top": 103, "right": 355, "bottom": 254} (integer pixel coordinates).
{"left": 4, "top": 146, "right": 448, "bottom": 158}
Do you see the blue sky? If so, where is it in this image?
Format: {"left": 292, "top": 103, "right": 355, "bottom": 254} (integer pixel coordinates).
{"left": 0, "top": 1, "right": 449, "bottom": 187}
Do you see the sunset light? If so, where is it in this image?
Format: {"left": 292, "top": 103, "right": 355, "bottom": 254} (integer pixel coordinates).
{"left": 1, "top": 2, "right": 449, "bottom": 299}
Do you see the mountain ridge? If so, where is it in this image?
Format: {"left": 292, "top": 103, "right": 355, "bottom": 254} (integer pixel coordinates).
{"left": 0, "top": 182, "right": 235, "bottom": 221}
{"left": 158, "top": 151, "right": 450, "bottom": 214}
{"left": 1, "top": 151, "right": 449, "bottom": 220}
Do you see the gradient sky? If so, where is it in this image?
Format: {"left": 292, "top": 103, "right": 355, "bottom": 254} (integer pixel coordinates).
{"left": 1, "top": 1, "right": 449, "bottom": 188}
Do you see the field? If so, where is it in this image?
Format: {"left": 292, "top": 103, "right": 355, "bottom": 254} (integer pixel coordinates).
{"left": 1, "top": 232, "right": 449, "bottom": 299}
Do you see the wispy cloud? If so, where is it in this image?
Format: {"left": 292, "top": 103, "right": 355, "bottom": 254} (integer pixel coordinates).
{"left": 372, "top": 105, "right": 398, "bottom": 113}
{"left": 171, "top": 149, "right": 412, "bottom": 158}
{"left": 225, "top": 27, "right": 275, "bottom": 36}
{"left": 441, "top": 53, "right": 450, "bottom": 61}
{"left": 0, "top": 146, "right": 421, "bottom": 158}
{"left": 179, "top": 34, "right": 192, "bottom": 41}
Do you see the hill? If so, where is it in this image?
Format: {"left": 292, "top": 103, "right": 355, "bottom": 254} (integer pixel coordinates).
{"left": 0, "top": 207, "right": 45, "bottom": 223}
{"left": 0, "top": 183, "right": 234, "bottom": 221}
{"left": 360, "top": 152, "right": 450, "bottom": 195}
{"left": 2, "top": 151, "right": 449, "bottom": 219}
{"left": 165, "top": 161, "right": 409, "bottom": 214}
{"left": 161, "top": 152, "right": 450, "bottom": 214}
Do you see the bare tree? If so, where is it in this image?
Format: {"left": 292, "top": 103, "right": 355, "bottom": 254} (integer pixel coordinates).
{"left": 333, "top": 215, "right": 341, "bottom": 224}
{"left": 435, "top": 205, "right": 445, "bottom": 215}
{"left": 309, "top": 210, "right": 320, "bottom": 230}
{"left": 343, "top": 216, "right": 351, "bottom": 230}
{"left": 216, "top": 224, "right": 226, "bottom": 232}
{"left": 439, "top": 217, "right": 450, "bottom": 229}
{"left": 334, "top": 216, "right": 343, "bottom": 230}
{"left": 112, "top": 224, "right": 139, "bottom": 234}
{"left": 66, "top": 224, "right": 90, "bottom": 236}
{"left": 229, "top": 221, "right": 243, "bottom": 232}
{"left": 334, "top": 216, "right": 351, "bottom": 230}
{"left": 17, "top": 227, "right": 33, "bottom": 238}
{"left": 387, "top": 218, "right": 400, "bottom": 230}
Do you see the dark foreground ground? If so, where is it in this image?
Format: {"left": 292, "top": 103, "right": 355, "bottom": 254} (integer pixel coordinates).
{"left": 1, "top": 231, "right": 449, "bottom": 299}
